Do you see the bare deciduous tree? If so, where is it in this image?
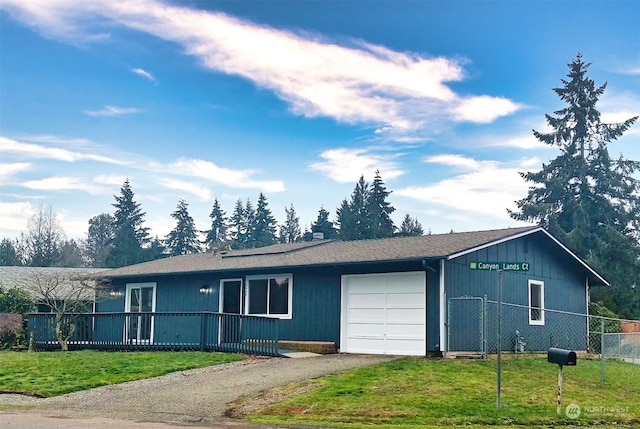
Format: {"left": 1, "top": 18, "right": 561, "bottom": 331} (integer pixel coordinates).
{"left": 19, "top": 269, "right": 110, "bottom": 351}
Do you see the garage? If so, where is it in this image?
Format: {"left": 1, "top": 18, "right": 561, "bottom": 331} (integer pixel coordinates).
{"left": 340, "top": 271, "right": 426, "bottom": 355}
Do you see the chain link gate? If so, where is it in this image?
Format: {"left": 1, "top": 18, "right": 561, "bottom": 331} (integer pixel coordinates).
{"left": 447, "top": 296, "right": 486, "bottom": 356}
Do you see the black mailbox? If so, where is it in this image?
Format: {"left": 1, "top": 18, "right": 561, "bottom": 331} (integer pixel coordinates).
{"left": 548, "top": 347, "right": 577, "bottom": 366}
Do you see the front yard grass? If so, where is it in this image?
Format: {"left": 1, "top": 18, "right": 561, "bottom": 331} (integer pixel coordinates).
{"left": 250, "top": 356, "right": 640, "bottom": 428}
{"left": 0, "top": 350, "right": 243, "bottom": 397}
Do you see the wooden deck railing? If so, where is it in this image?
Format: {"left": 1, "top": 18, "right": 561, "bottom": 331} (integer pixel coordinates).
{"left": 27, "top": 312, "right": 280, "bottom": 356}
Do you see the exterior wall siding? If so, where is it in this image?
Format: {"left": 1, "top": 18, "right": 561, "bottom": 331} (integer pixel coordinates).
{"left": 446, "top": 234, "right": 588, "bottom": 352}
{"left": 95, "top": 232, "right": 594, "bottom": 355}
{"left": 98, "top": 261, "right": 440, "bottom": 353}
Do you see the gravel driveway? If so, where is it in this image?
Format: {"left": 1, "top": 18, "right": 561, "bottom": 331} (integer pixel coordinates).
{"left": 0, "top": 354, "right": 391, "bottom": 426}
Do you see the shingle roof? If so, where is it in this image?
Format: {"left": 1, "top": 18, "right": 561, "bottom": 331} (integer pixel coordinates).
{"left": 101, "top": 226, "right": 540, "bottom": 278}
{"left": 0, "top": 267, "right": 109, "bottom": 300}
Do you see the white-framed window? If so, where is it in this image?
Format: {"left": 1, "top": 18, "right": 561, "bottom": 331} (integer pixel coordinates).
{"left": 528, "top": 279, "right": 544, "bottom": 325}
{"left": 245, "top": 274, "right": 292, "bottom": 319}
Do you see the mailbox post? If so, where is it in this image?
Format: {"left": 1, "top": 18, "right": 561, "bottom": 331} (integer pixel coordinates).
{"left": 548, "top": 348, "right": 577, "bottom": 415}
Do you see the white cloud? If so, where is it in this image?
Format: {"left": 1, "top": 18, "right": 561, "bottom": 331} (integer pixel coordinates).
{"left": 453, "top": 95, "right": 522, "bottom": 123}
{"left": 131, "top": 67, "right": 156, "bottom": 82}
{"left": 0, "top": 0, "right": 522, "bottom": 139}
{"left": 397, "top": 155, "right": 532, "bottom": 220}
{"left": 309, "top": 148, "right": 404, "bottom": 183}
{"left": 93, "top": 174, "right": 128, "bottom": 186}
{"left": 423, "top": 154, "right": 484, "bottom": 171}
{"left": 168, "top": 158, "right": 285, "bottom": 192}
{"left": 598, "top": 90, "right": 640, "bottom": 130}
{"left": 0, "top": 201, "right": 35, "bottom": 237}
{"left": 22, "top": 176, "right": 107, "bottom": 194}
{"left": 158, "top": 178, "right": 212, "bottom": 201}
{"left": 0, "top": 135, "right": 121, "bottom": 164}
{"left": 0, "top": 162, "right": 31, "bottom": 182}
{"left": 83, "top": 105, "right": 142, "bottom": 116}
{"left": 20, "top": 134, "right": 92, "bottom": 145}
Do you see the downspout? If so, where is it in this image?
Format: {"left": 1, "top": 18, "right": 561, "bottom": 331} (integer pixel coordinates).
{"left": 586, "top": 276, "right": 590, "bottom": 352}
{"left": 439, "top": 258, "right": 446, "bottom": 353}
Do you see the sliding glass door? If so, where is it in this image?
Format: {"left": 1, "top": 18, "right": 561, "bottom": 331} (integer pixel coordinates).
{"left": 125, "top": 283, "right": 156, "bottom": 343}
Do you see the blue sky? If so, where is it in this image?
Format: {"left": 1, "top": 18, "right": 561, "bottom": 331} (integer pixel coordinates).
{"left": 1, "top": 0, "right": 639, "bottom": 241}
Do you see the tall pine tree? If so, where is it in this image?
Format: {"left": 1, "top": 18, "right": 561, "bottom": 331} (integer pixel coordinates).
{"left": 106, "top": 179, "right": 150, "bottom": 267}
{"left": 203, "top": 198, "right": 229, "bottom": 250}
{"left": 311, "top": 206, "right": 337, "bottom": 239}
{"left": 165, "top": 199, "right": 202, "bottom": 256}
{"left": 398, "top": 214, "right": 424, "bottom": 237}
{"left": 509, "top": 54, "right": 640, "bottom": 318}
{"left": 229, "top": 199, "right": 247, "bottom": 249}
{"left": 253, "top": 193, "right": 278, "bottom": 248}
{"left": 279, "top": 204, "right": 301, "bottom": 243}
{"left": 336, "top": 175, "right": 370, "bottom": 240}
{"left": 367, "top": 170, "right": 396, "bottom": 238}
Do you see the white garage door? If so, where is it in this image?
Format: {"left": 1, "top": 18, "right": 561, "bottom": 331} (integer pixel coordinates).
{"left": 341, "top": 272, "right": 426, "bottom": 356}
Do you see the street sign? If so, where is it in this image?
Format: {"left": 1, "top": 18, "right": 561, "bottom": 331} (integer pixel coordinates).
{"left": 469, "top": 261, "right": 530, "bottom": 271}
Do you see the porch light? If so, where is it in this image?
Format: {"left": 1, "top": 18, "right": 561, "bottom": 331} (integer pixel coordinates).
{"left": 109, "top": 290, "right": 123, "bottom": 298}
{"left": 199, "top": 286, "right": 212, "bottom": 294}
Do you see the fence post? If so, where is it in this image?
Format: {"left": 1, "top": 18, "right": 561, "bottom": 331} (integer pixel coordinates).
{"left": 483, "top": 295, "right": 488, "bottom": 358}
{"left": 200, "top": 313, "right": 206, "bottom": 352}
{"left": 600, "top": 317, "right": 605, "bottom": 386}
{"left": 446, "top": 298, "right": 451, "bottom": 355}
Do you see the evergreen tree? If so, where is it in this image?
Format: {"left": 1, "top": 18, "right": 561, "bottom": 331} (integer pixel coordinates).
{"left": 84, "top": 213, "right": 114, "bottom": 267}
{"left": 229, "top": 199, "right": 247, "bottom": 249}
{"left": 279, "top": 204, "right": 301, "bottom": 243}
{"left": 146, "top": 236, "right": 168, "bottom": 260}
{"left": 203, "top": 198, "right": 229, "bottom": 250}
{"left": 310, "top": 206, "right": 337, "bottom": 239}
{"left": 165, "top": 199, "right": 202, "bottom": 256}
{"left": 253, "top": 193, "right": 277, "bottom": 248}
{"left": 106, "top": 179, "right": 151, "bottom": 268}
{"left": 367, "top": 170, "right": 396, "bottom": 238}
{"left": 0, "top": 238, "right": 20, "bottom": 266}
{"left": 509, "top": 54, "right": 640, "bottom": 318}
{"left": 244, "top": 199, "right": 257, "bottom": 248}
{"left": 56, "top": 239, "right": 84, "bottom": 267}
{"left": 398, "top": 214, "right": 424, "bottom": 237}
{"left": 336, "top": 176, "right": 370, "bottom": 240}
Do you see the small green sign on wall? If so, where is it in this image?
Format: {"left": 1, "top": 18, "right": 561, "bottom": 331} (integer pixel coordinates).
{"left": 469, "top": 261, "right": 530, "bottom": 271}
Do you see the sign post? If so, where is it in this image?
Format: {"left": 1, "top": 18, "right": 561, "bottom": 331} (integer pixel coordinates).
{"left": 469, "top": 261, "right": 530, "bottom": 410}
{"left": 496, "top": 269, "right": 503, "bottom": 410}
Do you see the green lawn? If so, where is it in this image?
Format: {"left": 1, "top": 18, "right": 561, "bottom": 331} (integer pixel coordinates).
{"left": 249, "top": 356, "right": 640, "bottom": 428}
{"left": 0, "top": 350, "right": 243, "bottom": 397}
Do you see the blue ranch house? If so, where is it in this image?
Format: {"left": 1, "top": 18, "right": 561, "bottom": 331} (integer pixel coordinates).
{"left": 29, "top": 226, "right": 607, "bottom": 356}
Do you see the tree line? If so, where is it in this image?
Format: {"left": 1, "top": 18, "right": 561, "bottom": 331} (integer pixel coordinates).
{"left": 1, "top": 54, "right": 638, "bottom": 318}
{"left": 0, "top": 171, "right": 424, "bottom": 269}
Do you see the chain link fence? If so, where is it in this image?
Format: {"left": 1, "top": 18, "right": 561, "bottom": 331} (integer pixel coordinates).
{"left": 447, "top": 296, "right": 640, "bottom": 366}
{"left": 447, "top": 296, "right": 484, "bottom": 354}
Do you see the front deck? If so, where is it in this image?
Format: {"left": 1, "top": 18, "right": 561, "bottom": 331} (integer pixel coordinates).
{"left": 28, "top": 312, "right": 281, "bottom": 356}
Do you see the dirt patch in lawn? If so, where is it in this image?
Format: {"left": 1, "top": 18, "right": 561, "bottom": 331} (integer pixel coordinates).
{"left": 225, "top": 378, "right": 322, "bottom": 418}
